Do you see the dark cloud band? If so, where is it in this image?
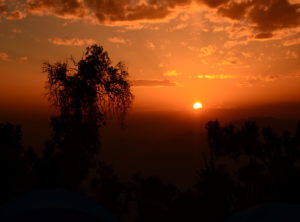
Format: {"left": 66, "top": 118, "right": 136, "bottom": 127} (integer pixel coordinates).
{"left": 2, "top": 0, "right": 300, "bottom": 38}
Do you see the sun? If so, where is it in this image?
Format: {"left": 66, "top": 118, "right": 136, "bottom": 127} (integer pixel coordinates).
{"left": 193, "top": 102, "right": 203, "bottom": 110}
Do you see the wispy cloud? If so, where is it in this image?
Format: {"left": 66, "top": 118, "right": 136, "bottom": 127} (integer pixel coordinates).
{"left": 198, "top": 45, "right": 215, "bottom": 57}
{"left": 286, "top": 50, "right": 298, "bottom": 59}
{"left": 217, "top": 57, "right": 240, "bottom": 66}
{"left": 12, "top": 28, "right": 22, "bottom": 33}
{"left": 0, "top": 52, "right": 8, "bottom": 61}
{"left": 107, "top": 37, "right": 129, "bottom": 44}
{"left": 224, "top": 40, "right": 248, "bottom": 48}
{"left": 169, "top": 23, "right": 188, "bottom": 31}
{"left": 5, "top": 10, "right": 26, "bottom": 20}
{"left": 197, "top": 74, "right": 236, "bottom": 79}
{"left": 163, "top": 70, "right": 180, "bottom": 76}
{"left": 145, "top": 41, "right": 155, "bottom": 49}
{"left": 283, "top": 37, "right": 300, "bottom": 46}
{"left": 131, "top": 79, "right": 176, "bottom": 87}
{"left": 48, "top": 37, "right": 96, "bottom": 46}
{"left": 19, "top": 56, "right": 28, "bottom": 62}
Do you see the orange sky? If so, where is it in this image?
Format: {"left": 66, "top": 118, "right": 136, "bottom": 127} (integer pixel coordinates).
{"left": 1, "top": 0, "right": 300, "bottom": 113}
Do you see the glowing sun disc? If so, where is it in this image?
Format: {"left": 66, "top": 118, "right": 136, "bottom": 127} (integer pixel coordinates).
{"left": 193, "top": 102, "right": 203, "bottom": 110}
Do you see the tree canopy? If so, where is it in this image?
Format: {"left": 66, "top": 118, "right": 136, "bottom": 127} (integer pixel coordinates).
{"left": 41, "top": 45, "right": 133, "bottom": 189}
{"left": 43, "top": 44, "right": 133, "bottom": 125}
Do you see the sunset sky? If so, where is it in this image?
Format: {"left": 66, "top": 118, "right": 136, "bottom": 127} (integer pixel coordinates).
{"left": 2, "top": 0, "right": 300, "bottom": 187}
{"left": 1, "top": 0, "right": 300, "bottom": 115}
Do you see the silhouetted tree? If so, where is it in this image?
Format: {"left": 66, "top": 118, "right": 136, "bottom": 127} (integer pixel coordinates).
{"left": 198, "top": 120, "right": 300, "bottom": 217}
{"left": 38, "top": 45, "right": 133, "bottom": 189}
{"left": 0, "top": 123, "right": 35, "bottom": 203}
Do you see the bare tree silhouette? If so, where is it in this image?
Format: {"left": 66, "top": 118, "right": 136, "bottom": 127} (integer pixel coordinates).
{"left": 38, "top": 44, "right": 133, "bottom": 189}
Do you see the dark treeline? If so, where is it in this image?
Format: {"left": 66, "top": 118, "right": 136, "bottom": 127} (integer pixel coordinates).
{"left": 2, "top": 119, "right": 300, "bottom": 221}
{"left": 1, "top": 45, "right": 300, "bottom": 221}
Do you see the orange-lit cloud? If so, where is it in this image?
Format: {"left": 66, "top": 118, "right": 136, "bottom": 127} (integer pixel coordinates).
{"left": 224, "top": 40, "right": 248, "bottom": 48}
{"left": 163, "top": 70, "right": 180, "bottom": 76}
{"left": 5, "top": 10, "right": 25, "bottom": 20}
{"left": 12, "top": 28, "right": 22, "bottom": 33}
{"left": 25, "top": 0, "right": 192, "bottom": 23}
{"left": 132, "top": 79, "right": 176, "bottom": 87}
{"left": 218, "top": 57, "right": 240, "bottom": 66}
{"left": 198, "top": 45, "right": 215, "bottom": 57}
{"left": 19, "top": 56, "right": 28, "bottom": 62}
{"left": 145, "top": 41, "right": 156, "bottom": 49}
{"left": 107, "top": 37, "right": 129, "bottom": 44}
{"left": 283, "top": 37, "right": 300, "bottom": 46}
{"left": 220, "top": 0, "right": 300, "bottom": 37}
{"left": 48, "top": 37, "right": 96, "bottom": 46}
{"left": 1, "top": 0, "right": 299, "bottom": 40}
{"left": 197, "top": 74, "right": 235, "bottom": 79}
{"left": 0, "top": 1, "right": 26, "bottom": 20}
{"left": 201, "top": 0, "right": 230, "bottom": 8}
{"left": 26, "top": 0, "right": 85, "bottom": 19}
{"left": 0, "top": 52, "right": 8, "bottom": 61}
{"left": 170, "top": 23, "right": 188, "bottom": 31}
{"left": 286, "top": 50, "right": 298, "bottom": 59}
{"left": 236, "top": 75, "right": 278, "bottom": 87}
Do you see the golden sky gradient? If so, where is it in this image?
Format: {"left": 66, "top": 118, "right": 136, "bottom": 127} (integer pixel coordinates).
{"left": 1, "top": 0, "right": 300, "bottom": 113}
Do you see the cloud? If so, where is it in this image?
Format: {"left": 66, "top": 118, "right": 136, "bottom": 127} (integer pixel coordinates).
{"left": 131, "top": 79, "right": 176, "bottom": 87}
{"left": 24, "top": 0, "right": 193, "bottom": 24}
{"left": 5, "top": 10, "right": 26, "bottom": 20}
{"left": 163, "top": 70, "right": 180, "bottom": 76}
{"left": 170, "top": 23, "right": 188, "bottom": 31}
{"left": 218, "top": 57, "right": 240, "bottom": 65}
{"left": 217, "top": 1, "right": 249, "bottom": 19}
{"left": 19, "top": 56, "right": 28, "bottom": 62}
{"left": 197, "top": 74, "right": 235, "bottom": 79}
{"left": 236, "top": 75, "right": 278, "bottom": 87}
{"left": 198, "top": 45, "right": 215, "bottom": 57}
{"left": 26, "top": 0, "right": 85, "bottom": 19}
{"left": 12, "top": 28, "right": 22, "bottom": 33}
{"left": 201, "top": 0, "right": 230, "bottom": 8}
{"left": 179, "top": 13, "right": 190, "bottom": 21}
{"left": 286, "top": 50, "right": 298, "bottom": 59}
{"left": 0, "top": 1, "right": 26, "bottom": 20}
{"left": 123, "top": 23, "right": 145, "bottom": 30}
{"left": 107, "top": 37, "right": 129, "bottom": 44}
{"left": 0, "top": 52, "right": 8, "bottom": 61}
{"left": 1, "top": 0, "right": 299, "bottom": 39}
{"left": 145, "top": 41, "right": 155, "bottom": 49}
{"left": 283, "top": 37, "right": 300, "bottom": 46}
{"left": 224, "top": 40, "right": 248, "bottom": 48}
{"left": 216, "top": 0, "right": 300, "bottom": 37}
{"left": 165, "top": 52, "right": 172, "bottom": 57}
{"left": 255, "top": 32, "right": 273, "bottom": 39}
{"left": 48, "top": 37, "right": 96, "bottom": 46}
